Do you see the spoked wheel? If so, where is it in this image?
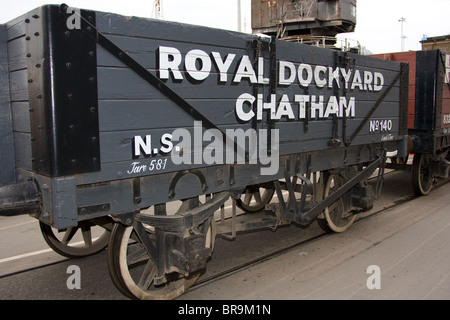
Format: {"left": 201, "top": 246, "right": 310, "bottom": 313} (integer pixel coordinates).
{"left": 412, "top": 153, "right": 433, "bottom": 196}
{"left": 40, "top": 218, "right": 112, "bottom": 258}
{"left": 235, "top": 182, "right": 275, "bottom": 212}
{"left": 317, "top": 172, "right": 356, "bottom": 233}
{"left": 108, "top": 196, "right": 217, "bottom": 300}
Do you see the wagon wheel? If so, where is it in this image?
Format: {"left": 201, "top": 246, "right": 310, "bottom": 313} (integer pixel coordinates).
{"left": 108, "top": 196, "right": 217, "bottom": 300}
{"left": 317, "top": 172, "right": 356, "bottom": 233}
{"left": 235, "top": 182, "right": 275, "bottom": 212}
{"left": 412, "top": 153, "right": 433, "bottom": 196}
{"left": 39, "top": 218, "right": 112, "bottom": 258}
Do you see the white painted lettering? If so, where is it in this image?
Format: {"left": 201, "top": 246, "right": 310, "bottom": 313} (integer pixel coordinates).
{"left": 258, "top": 57, "right": 270, "bottom": 84}
{"left": 298, "top": 63, "right": 313, "bottom": 87}
{"left": 158, "top": 46, "right": 183, "bottom": 80}
{"left": 236, "top": 93, "right": 256, "bottom": 121}
{"left": 374, "top": 72, "right": 384, "bottom": 91}
{"left": 279, "top": 61, "right": 296, "bottom": 85}
{"left": 212, "top": 52, "right": 236, "bottom": 83}
{"left": 328, "top": 67, "right": 340, "bottom": 88}
{"left": 314, "top": 65, "right": 327, "bottom": 88}
{"left": 233, "top": 55, "right": 257, "bottom": 83}
{"left": 185, "top": 49, "right": 211, "bottom": 81}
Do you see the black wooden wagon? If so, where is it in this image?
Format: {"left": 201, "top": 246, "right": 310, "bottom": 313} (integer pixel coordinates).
{"left": 0, "top": 4, "right": 408, "bottom": 299}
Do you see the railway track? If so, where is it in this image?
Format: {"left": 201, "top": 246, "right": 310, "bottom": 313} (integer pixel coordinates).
{"left": 1, "top": 171, "right": 448, "bottom": 299}
{"left": 188, "top": 172, "right": 450, "bottom": 295}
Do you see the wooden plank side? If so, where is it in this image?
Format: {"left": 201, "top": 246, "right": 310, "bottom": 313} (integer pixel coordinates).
{"left": 12, "top": 132, "right": 32, "bottom": 171}
{"left": 0, "top": 24, "right": 16, "bottom": 185}
{"left": 90, "top": 11, "right": 404, "bottom": 180}
{"left": 1, "top": 6, "right": 403, "bottom": 184}
{"left": 95, "top": 11, "right": 253, "bottom": 50}
{"left": 441, "top": 53, "right": 450, "bottom": 129}
{"left": 442, "top": 84, "right": 450, "bottom": 128}
{"left": 11, "top": 101, "right": 30, "bottom": 133}
{"left": 99, "top": 99, "right": 403, "bottom": 164}
{"left": 9, "top": 69, "right": 28, "bottom": 102}
{"left": 5, "top": 19, "right": 26, "bottom": 41}
{"left": 97, "top": 65, "right": 402, "bottom": 103}
{"left": 95, "top": 32, "right": 403, "bottom": 123}
{"left": 371, "top": 51, "right": 417, "bottom": 130}
{"left": 99, "top": 97, "right": 402, "bottom": 132}
{"left": 7, "top": 36, "right": 27, "bottom": 71}
{"left": 6, "top": 15, "right": 32, "bottom": 176}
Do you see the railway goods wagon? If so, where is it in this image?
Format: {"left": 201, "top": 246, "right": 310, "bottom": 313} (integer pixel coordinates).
{"left": 372, "top": 50, "right": 450, "bottom": 195}
{"left": 0, "top": 4, "right": 407, "bottom": 299}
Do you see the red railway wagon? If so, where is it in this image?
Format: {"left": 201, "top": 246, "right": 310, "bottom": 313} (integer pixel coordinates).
{"left": 372, "top": 50, "right": 450, "bottom": 195}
